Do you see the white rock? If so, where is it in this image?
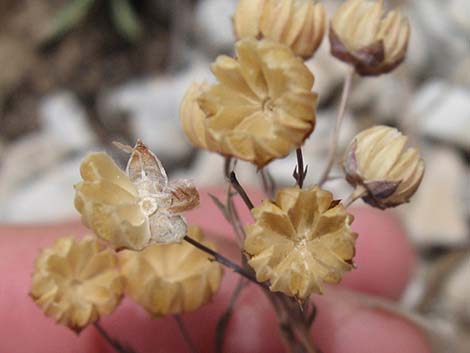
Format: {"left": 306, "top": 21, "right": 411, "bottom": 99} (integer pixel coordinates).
{"left": 403, "top": 8, "right": 431, "bottom": 77}
{"left": 194, "top": 0, "right": 237, "bottom": 54}
{"left": 397, "top": 145, "right": 469, "bottom": 247}
{"left": 104, "top": 56, "right": 212, "bottom": 162}
{"left": 441, "top": 254, "right": 470, "bottom": 325}
{"left": 410, "top": 1, "right": 469, "bottom": 77}
{"left": 407, "top": 81, "right": 470, "bottom": 150}
{"left": 0, "top": 156, "right": 84, "bottom": 223}
{"left": 173, "top": 151, "right": 259, "bottom": 189}
{"left": 305, "top": 43, "right": 350, "bottom": 103}
{"left": 448, "top": 0, "right": 470, "bottom": 33}
{"left": 451, "top": 56, "right": 470, "bottom": 86}
{"left": 0, "top": 133, "right": 71, "bottom": 202}
{"left": 349, "top": 75, "right": 410, "bottom": 123}
{"left": 0, "top": 138, "right": 5, "bottom": 161}
{"left": 39, "top": 91, "right": 96, "bottom": 151}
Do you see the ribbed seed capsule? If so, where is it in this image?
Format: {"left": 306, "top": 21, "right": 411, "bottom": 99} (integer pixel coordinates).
{"left": 119, "top": 226, "right": 223, "bottom": 316}
{"left": 234, "top": 0, "right": 326, "bottom": 60}
{"left": 343, "top": 125, "right": 425, "bottom": 209}
{"left": 244, "top": 186, "right": 357, "bottom": 301}
{"left": 180, "top": 38, "right": 318, "bottom": 168}
{"left": 30, "top": 236, "right": 123, "bottom": 332}
{"left": 329, "top": 0, "right": 410, "bottom": 75}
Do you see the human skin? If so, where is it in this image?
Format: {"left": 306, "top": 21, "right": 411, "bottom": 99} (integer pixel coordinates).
{"left": 0, "top": 189, "right": 431, "bottom": 353}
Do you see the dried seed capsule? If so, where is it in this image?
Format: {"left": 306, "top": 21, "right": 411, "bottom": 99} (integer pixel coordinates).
{"left": 343, "top": 125, "right": 425, "bottom": 209}
{"left": 119, "top": 226, "right": 223, "bottom": 316}
{"left": 180, "top": 83, "right": 211, "bottom": 150}
{"left": 244, "top": 186, "right": 357, "bottom": 301}
{"left": 234, "top": 0, "right": 326, "bottom": 59}
{"left": 180, "top": 38, "right": 318, "bottom": 168}
{"left": 74, "top": 140, "right": 200, "bottom": 250}
{"left": 329, "top": 0, "right": 410, "bottom": 76}
{"left": 30, "top": 236, "right": 123, "bottom": 332}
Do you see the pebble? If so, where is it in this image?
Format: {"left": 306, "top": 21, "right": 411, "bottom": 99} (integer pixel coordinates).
{"left": 0, "top": 157, "right": 84, "bottom": 223}
{"left": 306, "top": 43, "right": 350, "bottom": 104}
{"left": 39, "top": 91, "right": 96, "bottom": 151}
{"left": 194, "top": 0, "right": 238, "bottom": 54}
{"left": 397, "top": 145, "right": 469, "bottom": 247}
{"left": 407, "top": 81, "right": 470, "bottom": 151}
{"left": 349, "top": 75, "right": 410, "bottom": 123}
{"left": 441, "top": 254, "right": 470, "bottom": 325}
{"left": 103, "top": 57, "right": 212, "bottom": 164}
{"left": 0, "top": 134, "right": 71, "bottom": 203}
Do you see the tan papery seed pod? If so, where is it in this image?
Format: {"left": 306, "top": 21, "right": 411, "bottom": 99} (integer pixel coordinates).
{"left": 329, "top": 0, "right": 410, "bottom": 76}
{"left": 244, "top": 186, "right": 357, "bottom": 301}
{"left": 234, "top": 0, "right": 327, "bottom": 59}
{"left": 343, "top": 125, "right": 425, "bottom": 209}
{"left": 74, "top": 140, "right": 200, "bottom": 250}
{"left": 119, "top": 226, "right": 223, "bottom": 316}
{"left": 180, "top": 82, "right": 211, "bottom": 150}
{"left": 30, "top": 236, "right": 123, "bottom": 332}
{"left": 181, "top": 38, "right": 318, "bottom": 168}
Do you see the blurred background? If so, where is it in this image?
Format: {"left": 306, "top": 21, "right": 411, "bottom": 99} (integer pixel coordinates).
{"left": 0, "top": 0, "right": 468, "bottom": 350}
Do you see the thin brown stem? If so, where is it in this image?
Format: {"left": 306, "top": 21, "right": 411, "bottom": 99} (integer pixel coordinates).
{"left": 294, "top": 148, "right": 307, "bottom": 188}
{"left": 215, "top": 278, "right": 248, "bottom": 353}
{"left": 224, "top": 157, "right": 235, "bottom": 179}
{"left": 265, "top": 294, "right": 319, "bottom": 353}
{"left": 94, "top": 322, "right": 138, "bottom": 353}
{"left": 183, "top": 235, "right": 264, "bottom": 288}
{"left": 174, "top": 315, "right": 199, "bottom": 353}
{"left": 260, "top": 168, "right": 276, "bottom": 198}
{"left": 342, "top": 185, "right": 367, "bottom": 208}
{"left": 229, "top": 171, "right": 254, "bottom": 210}
{"left": 318, "top": 69, "right": 355, "bottom": 186}
{"left": 225, "top": 184, "right": 246, "bottom": 243}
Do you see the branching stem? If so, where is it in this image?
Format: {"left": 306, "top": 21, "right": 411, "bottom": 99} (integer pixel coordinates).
{"left": 229, "top": 171, "right": 254, "bottom": 210}
{"left": 215, "top": 278, "right": 248, "bottom": 353}
{"left": 294, "top": 148, "right": 307, "bottom": 188}
{"left": 94, "top": 322, "right": 137, "bottom": 353}
{"left": 183, "top": 236, "right": 265, "bottom": 288}
{"left": 174, "top": 315, "right": 199, "bottom": 353}
{"left": 318, "top": 68, "right": 355, "bottom": 186}
{"left": 342, "top": 185, "right": 367, "bottom": 208}
{"left": 260, "top": 168, "right": 276, "bottom": 198}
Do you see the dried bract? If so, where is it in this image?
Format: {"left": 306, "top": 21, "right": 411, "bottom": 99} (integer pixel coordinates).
{"left": 244, "top": 186, "right": 357, "bottom": 301}
{"left": 30, "top": 236, "right": 123, "bottom": 332}
{"left": 330, "top": 0, "right": 410, "bottom": 76}
{"left": 119, "top": 226, "right": 223, "bottom": 316}
{"left": 181, "top": 38, "right": 318, "bottom": 168}
{"left": 343, "top": 125, "right": 424, "bottom": 209}
{"left": 234, "top": 0, "right": 326, "bottom": 59}
{"left": 74, "top": 140, "right": 200, "bottom": 250}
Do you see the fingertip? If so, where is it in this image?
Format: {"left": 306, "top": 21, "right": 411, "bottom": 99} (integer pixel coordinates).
{"left": 341, "top": 207, "right": 415, "bottom": 299}
{"left": 313, "top": 292, "right": 432, "bottom": 353}
{"left": 223, "top": 283, "right": 284, "bottom": 353}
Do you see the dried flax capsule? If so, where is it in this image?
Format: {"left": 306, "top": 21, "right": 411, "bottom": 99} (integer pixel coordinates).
{"left": 181, "top": 38, "right": 318, "bottom": 168}
{"left": 74, "top": 140, "right": 200, "bottom": 250}
{"left": 119, "top": 226, "right": 223, "bottom": 316}
{"left": 329, "top": 0, "right": 410, "bottom": 75}
{"left": 343, "top": 125, "right": 425, "bottom": 209}
{"left": 234, "top": 0, "right": 326, "bottom": 59}
{"left": 30, "top": 236, "right": 123, "bottom": 332}
{"left": 244, "top": 186, "right": 357, "bottom": 301}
